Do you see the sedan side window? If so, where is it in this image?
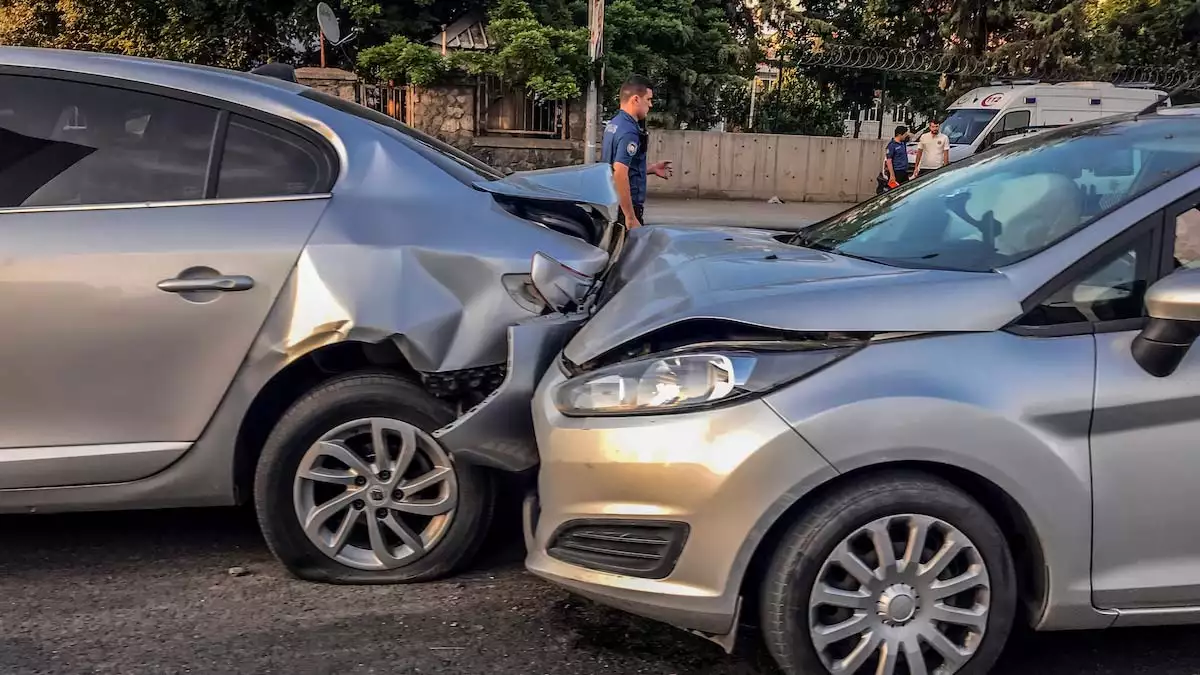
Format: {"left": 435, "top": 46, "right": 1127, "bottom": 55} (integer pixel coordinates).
{"left": 0, "top": 75, "right": 217, "bottom": 208}
{"left": 1172, "top": 201, "right": 1200, "bottom": 269}
{"left": 216, "top": 115, "right": 331, "bottom": 199}
{"left": 1020, "top": 234, "right": 1152, "bottom": 327}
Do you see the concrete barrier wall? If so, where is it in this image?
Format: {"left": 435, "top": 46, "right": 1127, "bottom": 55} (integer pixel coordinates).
{"left": 646, "top": 130, "right": 885, "bottom": 203}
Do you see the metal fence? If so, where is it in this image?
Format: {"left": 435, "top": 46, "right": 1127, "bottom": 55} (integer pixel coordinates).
{"left": 477, "top": 76, "right": 565, "bottom": 138}
{"left": 354, "top": 83, "right": 408, "bottom": 124}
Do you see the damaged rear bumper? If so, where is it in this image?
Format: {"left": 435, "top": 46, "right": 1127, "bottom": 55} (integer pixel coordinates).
{"left": 433, "top": 312, "right": 586, "bottom": 472}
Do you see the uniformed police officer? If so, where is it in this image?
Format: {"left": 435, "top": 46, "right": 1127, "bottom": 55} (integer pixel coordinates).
{"left": 602, "top": 75, "right": 672, "bottom": 229}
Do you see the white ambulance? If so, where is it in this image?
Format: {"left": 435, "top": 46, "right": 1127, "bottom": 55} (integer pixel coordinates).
{"left": 906, "top": 81, "right": 1167, "bottom": 166}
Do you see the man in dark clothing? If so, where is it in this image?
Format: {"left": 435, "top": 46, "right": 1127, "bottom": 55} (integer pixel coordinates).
{"left": 602, "top": 75, "right": 672, "bottom": 228}
{"left": 886, "top": 125, "right": 911, "bottom": 188}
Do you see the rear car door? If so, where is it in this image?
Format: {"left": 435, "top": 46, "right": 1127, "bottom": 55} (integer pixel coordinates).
{"left": 0, "top": 72, "right": 334, "bottom": 489}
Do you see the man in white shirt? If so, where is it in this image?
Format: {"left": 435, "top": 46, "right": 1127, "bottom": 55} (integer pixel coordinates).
{"left": 911, "top": 119, "right": 950, "bottom": 179}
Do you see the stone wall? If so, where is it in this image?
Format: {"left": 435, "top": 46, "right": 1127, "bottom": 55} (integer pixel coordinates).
{"left": 409, "top": 83, "right": 477, "bottom": 150}
{"left": 295, "top": 68, "right": 590, "bottom": 171}
{"left": 294, "top": 67, "right": 357, "bottom": 100}
{"left": 471, "top": 137, "right": 581, "bottom": 173}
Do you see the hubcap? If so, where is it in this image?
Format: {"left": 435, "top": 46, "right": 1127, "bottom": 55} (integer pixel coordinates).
{"left": 877, "top": 584, "right": 918, "bottom": 625}
{"left": 807, "top": 514, "right": 990, "bottom": 675}
{"left": 293, "top": 417, "right": 458, "bottom": 571}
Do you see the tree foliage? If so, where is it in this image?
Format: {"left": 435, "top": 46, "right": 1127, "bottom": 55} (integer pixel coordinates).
{"left": 719, "top": 75, "right": 845, "bottom": 136}
{"left": 1089, "top": 0, "right": 1200, "bottom": 71}
{"left": 357, "top": 0, "right": 588, "bottom": 98}
{"left": 356, "top": 0, "right": 755, "bottom": 125}
{"left": 765, "top": 0, "right": 1200, "bottom": 131}
{"left": 0, "top": 0, "right": 313, "bottom": 68}
{"left": 597, "top": 0, "right": 758, "bottom": 127}
{"left": 3, "top": 0, "right": 1196, "bottom": 134}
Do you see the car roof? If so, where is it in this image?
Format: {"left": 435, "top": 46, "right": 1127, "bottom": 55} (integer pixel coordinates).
{"left": 1157, "top": 103, "right": 1200, "bottom": 117}
{"left": 0, "top": 46, "right": 315, "bottom": 118}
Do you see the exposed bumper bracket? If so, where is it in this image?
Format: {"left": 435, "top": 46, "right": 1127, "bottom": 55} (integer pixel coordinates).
{"left": 434, "top": 312, "right": 585, "bottom": 472}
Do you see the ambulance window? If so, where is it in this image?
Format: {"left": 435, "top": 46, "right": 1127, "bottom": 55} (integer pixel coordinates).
{"left": 1000, "top": 111, "right": 1031, "bottom": 132}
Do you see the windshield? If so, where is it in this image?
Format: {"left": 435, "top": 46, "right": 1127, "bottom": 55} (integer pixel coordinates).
{"left": 938, "top": 108, "right": 998, "bottom": 145}
{"left": 301, "top": 90, "right": 503, "bottom": 184}
{"left": 792, "top": 114, "right": 1200, "bottom": 272}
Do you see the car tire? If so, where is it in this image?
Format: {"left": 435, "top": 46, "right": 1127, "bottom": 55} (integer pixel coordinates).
{"left": 255, "top": 372, "right": 494, "bottom": 584}
{"left": 759, "top": 471, "right": 1017, "bottom": 675}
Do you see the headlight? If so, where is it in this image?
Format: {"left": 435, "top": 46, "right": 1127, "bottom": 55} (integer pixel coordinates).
{"left": 554, "top": 347, "right": 856, "bottom": 417}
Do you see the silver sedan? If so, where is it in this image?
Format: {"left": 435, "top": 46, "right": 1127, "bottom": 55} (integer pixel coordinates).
{"left": 0, "top": 47, "right": 618, "bottom": 584}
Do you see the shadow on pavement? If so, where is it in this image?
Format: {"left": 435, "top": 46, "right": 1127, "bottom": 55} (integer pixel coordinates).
{"left": 2, "top": 507, "right": 1200, "bottom": 675}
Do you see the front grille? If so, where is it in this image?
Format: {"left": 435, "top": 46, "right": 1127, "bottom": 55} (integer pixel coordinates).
{"left": 548, "top": 519, "right": 689, "bottom": 579}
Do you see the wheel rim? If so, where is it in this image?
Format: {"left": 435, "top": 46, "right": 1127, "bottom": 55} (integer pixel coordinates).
{"left": 293, "top": 417, "right": 458, "bottom": 571}
{"left": 807, "top": 514, "right": 990, "bottom": 675}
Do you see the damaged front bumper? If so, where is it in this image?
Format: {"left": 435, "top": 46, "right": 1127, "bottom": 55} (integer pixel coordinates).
{"left": 433, "top": 311, "right": 586, "bottom": 472}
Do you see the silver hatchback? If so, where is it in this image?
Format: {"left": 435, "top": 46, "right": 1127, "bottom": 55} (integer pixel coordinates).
{"left": 0, "top": 48, "right": 620, "bottom": 583}
{"left": 528, "top": 107, "right": 1200, "bottom": 674}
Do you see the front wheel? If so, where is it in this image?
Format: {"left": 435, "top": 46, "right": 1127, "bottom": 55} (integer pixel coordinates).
{"left": 759, "top": 472, "right": 1017, "bottom": 675}
{"left": 255, "top": 372, "right": 494, "bottom": 584}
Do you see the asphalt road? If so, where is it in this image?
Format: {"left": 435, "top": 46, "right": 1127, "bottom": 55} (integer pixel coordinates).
{"left": 3, "top": 507, "right": 1199, "bottom": 675}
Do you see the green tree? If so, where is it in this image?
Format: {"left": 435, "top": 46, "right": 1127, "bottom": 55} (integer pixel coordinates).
{"left": 357, "top": 0, "right": 755, "bottom": 127}
{"left": 0, "top": 0, "right": 314, "bottom": 68}
{"left": 596, "top": 0, "right": 758, "bottom": 128}
{"left": 1088, "top": 0, "right": 1200, "bottom": 71}
{"left": 987, "top": 0, "right": 1104, "bottom": 77}
{"left": 717, "top": 75, "right": 846, "bottom": 136}
{"left": 358, "top": 0, "right": 588, "bottom": 99}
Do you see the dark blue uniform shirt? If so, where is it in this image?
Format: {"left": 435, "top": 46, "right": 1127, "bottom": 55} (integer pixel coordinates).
{"left": 601, "top": 110, "right": 648, "bottom": 209}
{"left": 886, "top": 139, "right": 909, "bottom": 173}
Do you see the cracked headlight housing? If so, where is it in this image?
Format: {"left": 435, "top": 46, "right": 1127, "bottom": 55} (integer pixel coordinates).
{"left": 554, "top": 346, "right": 857, "bottom": 417}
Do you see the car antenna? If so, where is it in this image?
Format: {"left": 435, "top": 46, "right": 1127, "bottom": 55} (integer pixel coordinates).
{"left": 1136, "top": 74, "right": 1200, "bottom": 119}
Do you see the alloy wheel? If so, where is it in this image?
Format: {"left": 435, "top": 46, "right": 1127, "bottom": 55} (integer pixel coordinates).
{"left": 808, "top": 514, "right": 991, "bottom": 675}
{"left": 293, "top": 417, "right": 458, "bottom": 570}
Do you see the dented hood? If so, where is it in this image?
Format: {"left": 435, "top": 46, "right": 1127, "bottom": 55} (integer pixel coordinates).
{"left": 562, "top": 226, "right": 1026, "bottom": 365}
{"left": 475, "top": 163, "right": 619, "bottom": 222}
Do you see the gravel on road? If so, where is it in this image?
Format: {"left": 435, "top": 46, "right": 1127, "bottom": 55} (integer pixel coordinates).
{"left": 2, "top": 507, "right": 1198, "bottom": 675}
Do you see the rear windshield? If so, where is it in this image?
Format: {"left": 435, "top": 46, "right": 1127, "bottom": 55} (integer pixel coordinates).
{"left": 301, "top": 89, "right": 502, "bottom": 184}
{"left": 792, "top": 114, "right": 1200, "bottom": 272}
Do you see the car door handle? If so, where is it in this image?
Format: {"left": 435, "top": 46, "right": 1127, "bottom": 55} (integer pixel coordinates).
{"left": 157, "top": 275, "right": 255, "bottom": 293}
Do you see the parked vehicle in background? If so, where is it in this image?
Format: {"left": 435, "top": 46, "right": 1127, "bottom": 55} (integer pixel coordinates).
{"left": 527, "top": 106, "right": 1200, "bottom": 675}
{"left": 908, "top": 80, "right": 1167, "bottom": 166}
{"left": 0, "top": 47, "right": 619, "bottom": 583}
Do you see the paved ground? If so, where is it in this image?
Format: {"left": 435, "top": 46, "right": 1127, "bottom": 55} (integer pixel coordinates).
{"left": 5, "top": 508, "right": 1200, "bottom": 675}
{"left": 644, "top": 198, "right": 852, "bottom": 230}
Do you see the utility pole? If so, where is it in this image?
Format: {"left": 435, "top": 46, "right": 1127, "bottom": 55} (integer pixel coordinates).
{"left": 877, "top": 72, "right": 887, "bottom": 139}
{"left": 584, "top": 0, "right": 604, "bottom": 164}
{"left": 748, "top": 77, "right": 757, "bottom": 130}
{"left": 975, "top": 0, "right": 987, "bottom": 57}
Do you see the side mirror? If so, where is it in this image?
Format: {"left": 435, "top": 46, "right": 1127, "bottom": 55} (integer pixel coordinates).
{"left": 530, "top": 252, "right": 594, "bottom": 313}
{"left": 1132, "top": 267, "right": 1200, "bottom": 377}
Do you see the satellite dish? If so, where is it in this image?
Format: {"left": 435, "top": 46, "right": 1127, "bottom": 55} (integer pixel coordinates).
{"left": 316, "top": 3, "right": 341, "bottom": 45}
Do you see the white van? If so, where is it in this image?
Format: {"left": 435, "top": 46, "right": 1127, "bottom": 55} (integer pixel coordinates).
{"left": 906, "top": 81, "right": 1167, "bottom": 166}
